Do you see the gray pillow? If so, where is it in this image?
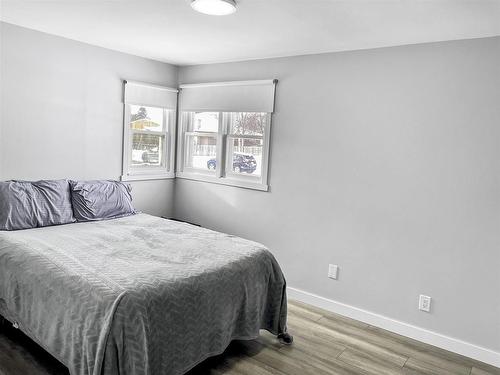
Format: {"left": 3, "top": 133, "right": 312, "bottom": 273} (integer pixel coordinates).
{"left": 69, "top": 180, "right": 136, "bottom": 222}
{"left": 0, "top": 180, "right": 75, "bottom": 231}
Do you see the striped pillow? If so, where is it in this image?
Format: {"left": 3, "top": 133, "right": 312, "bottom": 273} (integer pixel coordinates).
{"left": 69, "top": 180, "right": 136, "bottom": 222}
{"left": 0, "top": 180, "right": 75, "bottom": 231}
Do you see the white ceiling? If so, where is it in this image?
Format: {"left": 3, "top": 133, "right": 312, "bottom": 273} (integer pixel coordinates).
{"left": 1, "top": 0, "right": 499, "bottom": 66}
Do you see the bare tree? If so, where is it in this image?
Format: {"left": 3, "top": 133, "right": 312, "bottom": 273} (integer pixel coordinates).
{"left": 233, "top": 112, "right": 266, "bottom": 135}
{"left": 131, "top": 107, "right": 149, "bottom": 122}
{"left": 232, "top": 113, "right": 267, "bottom": 152}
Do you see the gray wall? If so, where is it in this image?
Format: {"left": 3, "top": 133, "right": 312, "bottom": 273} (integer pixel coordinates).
{"left": 0, "top": 22, "right": 177, "bottom": 217}
{"left": 1, "top": 21, "right": 499, "bottom": 353}
{"left": 176, "top": 37, "right": 500, "bottom": 351}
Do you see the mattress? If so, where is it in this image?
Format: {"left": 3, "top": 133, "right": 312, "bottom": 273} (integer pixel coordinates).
{"left": 0, "top": 213, "right": 288, "bottom": 375}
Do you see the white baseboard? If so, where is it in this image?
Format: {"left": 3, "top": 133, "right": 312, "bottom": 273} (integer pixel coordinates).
{"left": 287, "top": 287, "right": 500, "bottom": 368}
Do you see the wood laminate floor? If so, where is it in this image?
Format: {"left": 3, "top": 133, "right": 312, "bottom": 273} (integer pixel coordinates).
{"left": 1, "top": 300, "right": 498, "bottom": 375}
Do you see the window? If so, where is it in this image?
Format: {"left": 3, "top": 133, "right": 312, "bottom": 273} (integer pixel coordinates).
{"left": 183, "top": 112, "right": 219, "bottom": 173}
{"left": 122, "top": 81, "right": 178, "bottom": 181}
{"left": 176, "top": 79, "right": 276, "bottom": 191}
{"left": 226, "top": 112, "right": 268, "bottom": 178}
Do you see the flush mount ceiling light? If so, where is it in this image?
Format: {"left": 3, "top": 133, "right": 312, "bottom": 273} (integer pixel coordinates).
{"left": 191, "top": 0, "right": 237, "bottom": 15}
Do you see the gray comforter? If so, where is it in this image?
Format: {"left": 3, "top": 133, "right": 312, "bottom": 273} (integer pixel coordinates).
{"left": 0, "top": 213, "right": 288, "bottom": 375}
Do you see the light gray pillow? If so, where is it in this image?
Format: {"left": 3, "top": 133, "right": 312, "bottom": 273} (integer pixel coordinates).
{"left": 0, "top": 180, "right": 75, "bottom": 231}
{"left": 69, "top": 180, "right": 136, "bottom": 222}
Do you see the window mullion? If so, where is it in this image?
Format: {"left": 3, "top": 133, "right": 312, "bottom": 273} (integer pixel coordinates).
{"left": 122, "top": 105, "right": 131, "bottom": 178}
{"left": 227, "top": 135, "right": 263, "bottom": 140}
{"left": 260, "top": 113, "right": 272, "bottom": 186}
{"left": 163, "top": 109, "right": 169, "bottom": 172}
{"left": 216, "top": 112, "right": 225, "bottom": 178}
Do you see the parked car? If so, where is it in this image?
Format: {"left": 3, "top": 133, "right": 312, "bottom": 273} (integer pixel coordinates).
{"left": 207, "top": 153, "right": 257, "bottom": 173}
{"left": 132, "top": 147, "right": 159, "bottom": 165}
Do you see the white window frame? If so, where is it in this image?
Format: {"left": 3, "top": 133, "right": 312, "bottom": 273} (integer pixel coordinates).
{"left": 181, "top": 111, "right": 221, "bottom": 177}
{"left": 121, "top": 82, "right": 177, "bottom": 182}
{"left": 176, "top": 111, "right": 272, "bottom": 191}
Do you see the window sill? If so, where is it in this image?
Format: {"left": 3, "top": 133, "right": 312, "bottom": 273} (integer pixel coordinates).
{"left": 176, "top": 172, "right": 268, "bottom": 191}
{"left": 121, "top": 173, "right": 175, "bottom": 182}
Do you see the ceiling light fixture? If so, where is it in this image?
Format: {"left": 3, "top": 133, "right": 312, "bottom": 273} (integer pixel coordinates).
{"left": 191, "top": 0, "right": 237, "bottom": 16}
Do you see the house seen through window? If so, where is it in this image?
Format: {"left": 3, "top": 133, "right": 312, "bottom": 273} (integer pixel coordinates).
{"left": 121, "top": 81, "right": 177, "bottom": 181}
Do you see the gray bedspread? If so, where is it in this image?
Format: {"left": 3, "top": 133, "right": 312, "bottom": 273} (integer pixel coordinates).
{"left": 0, "top": 213, "right": 288, "bottom": 375}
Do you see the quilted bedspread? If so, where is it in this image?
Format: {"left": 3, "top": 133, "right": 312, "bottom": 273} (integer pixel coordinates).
{"left": 0, "top": 213, "right": 288, "bottom": 375}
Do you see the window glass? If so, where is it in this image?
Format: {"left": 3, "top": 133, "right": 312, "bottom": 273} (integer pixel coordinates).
{"left": 184, "top": 134, "right": 217, "bottom": 172}
{"left": 122, "top": 81, "right": 177, "bottom": 181}
{"left": 178, "top": 110, "right": 270, "bottom": 189}
{"left": 190, "top": 112, "right": 219, "bottom": 132}
{"left": 229, "top": 112, "right": 266, "bottom": 136}
{"left": 131, "top": 133, "right": 164, "bottom": 167}
{"left": 227, "top": 137, "right": 263, "bottom": 176}
{"left": 130, "top": 105, "right": 164, "bottom": 132}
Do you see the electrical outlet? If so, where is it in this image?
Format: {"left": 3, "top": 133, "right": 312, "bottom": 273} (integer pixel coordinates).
{"left": 419, "top": 295, "right": 431, "bottom": 312}
{"left": 328, "top": 264, "right": 339, "bottom": 280}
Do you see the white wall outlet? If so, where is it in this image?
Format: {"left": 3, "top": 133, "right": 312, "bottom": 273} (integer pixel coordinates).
{"left": 328, "top": 264, "right": 339, "bottom": 280}
{"left": 419, "top": 295, "right": 432, "bottom": 312}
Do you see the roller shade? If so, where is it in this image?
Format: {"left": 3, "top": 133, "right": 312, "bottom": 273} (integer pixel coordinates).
{"left": 179, "top": 79, "right": 277, "bottom": 113}
{"left": 124, "top": 80, "right": 178, "bottom": 109}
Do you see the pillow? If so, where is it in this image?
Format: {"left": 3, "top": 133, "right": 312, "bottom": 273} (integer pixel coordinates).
{"left": 0, "top": 180, "right": 75, "bottom": 231}
{"left": 0, "top": 181, "right": 37, "bottom": 230}
{"left": 69, "top": 180, "right": 136, "bottom": 222}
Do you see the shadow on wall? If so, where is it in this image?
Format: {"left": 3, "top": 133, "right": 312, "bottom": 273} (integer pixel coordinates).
{"left": 130, "top": 179, "right": 175, "bottom": 218}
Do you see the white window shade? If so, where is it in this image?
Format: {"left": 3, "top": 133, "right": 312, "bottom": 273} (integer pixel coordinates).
{"left": 179, "top": 80, "right": 277, "bottom": 113}
{"left": 124, "top": 80, "right": 178, "bottom": 109}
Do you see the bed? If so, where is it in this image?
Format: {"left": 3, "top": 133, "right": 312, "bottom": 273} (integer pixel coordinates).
{"left": 0, "top": 213, "right": 289, "bottom": 375}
